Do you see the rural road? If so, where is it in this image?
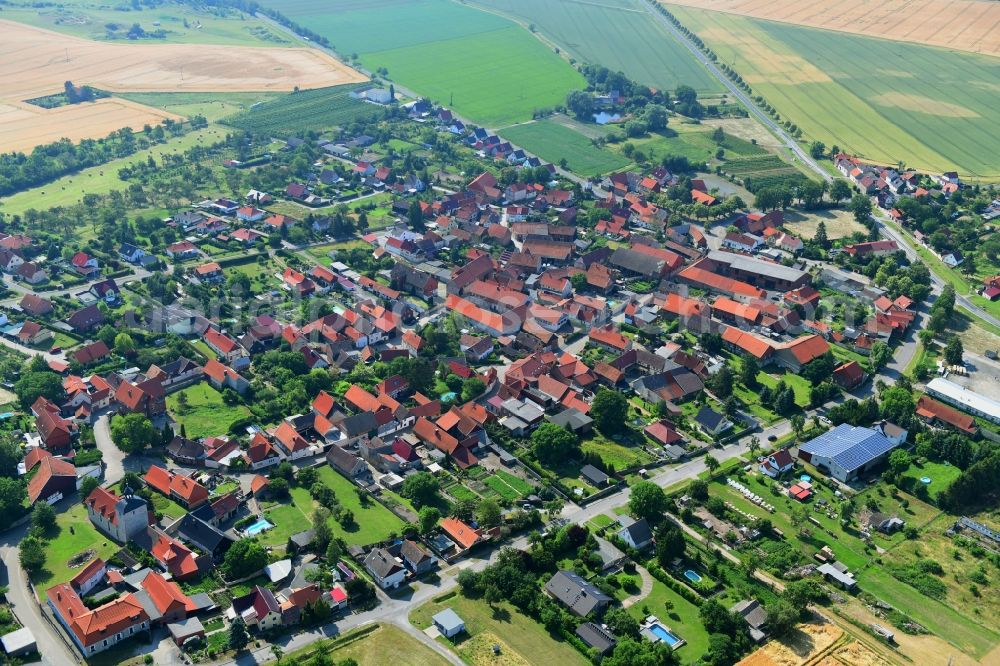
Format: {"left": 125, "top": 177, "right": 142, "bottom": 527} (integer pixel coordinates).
{"left": 639, "top": 0, "right": 831, "bottom": 183}
{"left": 0, "top": 514, "right": 87, "bottom": 666}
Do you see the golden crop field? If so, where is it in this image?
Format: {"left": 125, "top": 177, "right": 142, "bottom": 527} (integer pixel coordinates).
{"left": 0, "top": 19, "right": 366, "bottom": 152}
{"left": 661, "top": 0, "right": 1000, "bottom": 57}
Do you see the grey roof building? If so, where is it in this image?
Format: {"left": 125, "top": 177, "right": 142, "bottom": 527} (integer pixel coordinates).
{"left": 575, "top": 622, "right": 616, "bottom": 655}
{"left": 544, "top": 570, "right": 612, "bottom": 617}
{"left": 730, "top": 599, "right": 768, "bottom": 642}
{"left": 581, "top": 464, "right": 610, "bottom": 487}
{"left": 549, "top": 408, "right": 593, "bottom": 434}
{"left": 1, "top": 627, "right": 36, "bottom": 657}
{"left": 610, "top": 248, "right": 665, "bottom": 278}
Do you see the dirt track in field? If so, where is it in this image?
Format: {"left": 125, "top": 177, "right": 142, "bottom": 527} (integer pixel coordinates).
{"left": 661, "top": 0, "right": 1000, "bottom": 57}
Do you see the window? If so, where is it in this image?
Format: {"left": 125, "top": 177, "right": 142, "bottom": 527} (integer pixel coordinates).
{"left": 103, "top": 640, "right": 108, "bottom": 647}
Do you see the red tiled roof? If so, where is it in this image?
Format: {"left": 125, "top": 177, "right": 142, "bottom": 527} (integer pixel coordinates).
{"left": 777, "top": 334, "right": 829, "bottom": 365}
{"left": 85, "top": 486, "right": 123, "bottom": 525}
{"left": 70, "top": 557, "right": 106, "bottom": 590}
{"left": 47, "top": 584, "right": 148, "bottom": 649}
{"left": 27, "top": 456, "right": 75, "bottom": 503}
{"left": 722, "top": 326, "right": 774, "bottom": 360}
{"left": 141, "top": 570, "right": 196, "bottom": 615}
{"left": 439, "top": 516, "right": 481, "bottom": 550}
{"left": 916, "top": 395, "right": 977, "bottom": 434}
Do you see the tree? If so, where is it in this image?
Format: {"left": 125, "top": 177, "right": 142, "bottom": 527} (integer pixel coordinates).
{"left": 0, "top": 437, "right": 20, "bottom": 478}
{"left": 402, "top": 472, "right": 440, "bottom": 508}
{"left": 655, "top": 523, "right": 686, "bottom": 567}
{"left": 604, "top": 608, "right": 640, "bottom": 639}
{"left": 113, "top": 332, "right": 136, "bottom": 356}
{"left": 739, "top": 356, "right": 759, "bottom": 390}
{"left": 14, "top": 371, "right": 64, "bottom": 407}
{"left": 688, "top": 478, "right": 709, "bottom": 501}
{"left": 476, "top": 498, "right": 502, "bottom": 528}
{"left": 591, "top": 388, "right": 627, "bottom": 435}
{"left": 109, "top": 413, "right": 156, "bottom": 453}
{"left": 222, "top": 539, "right": 269, "bottom": 579}
{"left": 19, "top": 535, "right": 45, "bottom": 574}
{"left": 644, "top": 104, "right": 668, "bottom": 131}
{"left": 629, "top": 482, "right": 668, "bottom": 522}
{"left": 814, "top": 220, "right": 830, "bottom": 250}
{"left": 766, "top": 599, "right": 799, "bottom": 637}
{"left": 829, "top": 179, "right": 852, "bottom": 203}
{"left": 886, "top": 449, "right": 911, "bottom": 477}
{"left": 228, "top": 617, "right": 249, "bottom": 651}
{"left": 809, "top": 141, "right": 826, "bottom": 159}
{"left": 748, "top": 435, "right": 761, "bottom": 459}
{"left": 850, "top": 193, "right": 873, "bottom": 224}
{"left": 530, "top": 423, "right": 579, "bottom": 465}
{"left": 791, "top": 415, "right": 806, "bottom": 440}
{"left": 944, "top": 336, "right": 964, "bottom": 366}
{"left": 80, "top": 475, "right": 100, "bottom": 499}
{"left": 31, "top": 502, "right": 56, "bottom": 533}
{"left": 704, "top": 455, "right": 720, "bottom": 474}
{"left": 869, "top": 341, "right": 892, "bottom": 370}
{"left": 313, "top": 506, "right": 334, "bottom": 552}
{"left": 268, "top": 477, "right": 290, "bottom": 499}
{"left": 418, "top": 506, "right": 441, "bottom": 534}
{"left": 709, "top": 366, "right": 733, "bottom": 398}
{"left": 570, "top": 272, "right": 588, "bottom": 292}
{"left": 801, "top": 353, "right": 835, "bottom": 386}
{"left": 460, "top": 377, "right": 486, "bottom": 402}
{"left": 407, "top": 200, "right": 425, "bottom": 232}
{"left": 711, "top": 126, "right": 725, "bottom": 143}
{"left": 565, "top": 90, "right": 594, "bottom": 119}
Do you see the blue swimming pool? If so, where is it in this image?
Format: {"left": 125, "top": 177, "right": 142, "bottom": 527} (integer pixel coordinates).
{"left": 649, "top": 623, "right": 682, "bottom": 647}
{"left": 441, "top": 391, "right": 457, "bottom": 402}
{"left": 244, "top": 518, "right": 273, "bottom": 536}
{"left": 800, "top": 474, "right": 812, "bottom": 482}
{"left": 684, "top": 569, "right": 702, "bottom": 583}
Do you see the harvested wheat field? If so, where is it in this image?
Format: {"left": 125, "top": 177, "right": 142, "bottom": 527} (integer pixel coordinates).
{"left": 0, "top": 19, "right": 364, "bottom": 152}
{"left": 661, "top": 0, "right": 1000, "bottom": 57}
{"left": 0, "top": 98, "right": 180, "bottom": 153}
{"left": 782, "top": 210, "right": 868, "bottom": 241}
{"left": 737, "top": 621, "right": 843, "bottom": 666}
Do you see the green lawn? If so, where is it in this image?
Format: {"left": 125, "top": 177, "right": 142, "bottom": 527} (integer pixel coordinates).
{"left": 475, "top": 0, "right": 720, "bottom": 93}
{"left": 280, "top": 624, "right": 449, "bottom": 666}
{"left": 582, "top": 432, "right": 654, "bottom": 470}
{"left": 757, "top": 369, "right": 812, "bottom": 407}
{"left": 308, "top": 466, "right": 405, "bottom": 545}
{"left": 410, "top": 593, "right": 587, "bottom": 666}
{"left": 482, "top": 476, "right": 523, "bottom": 501}
{"left": 34, "top": 504, "right": 121, "bottom": 599}
{"left": 500, "top": 120, "right": 632, "bottom": 176}
{"left": 899, "top": 460, "right": 961, "bottom": 501}
{"left": 167, "top": 383, "right": 251, "bottom": 440}
{"left": 257, "top": 500, "right": 309, "bottom": 547}
{"left": 265, "top": 0, "right": 585, "bottom": 127}
{"left": 627, "top": 573, "right": 710, "bottom": 663}
{"left": 190, "top": 340, "right": 218, "bottom": 361}
{"left": 672, "top": 6, "right": 1000, "bottom": 179}
{"left": 150, "top": 492, "right": 187, "bottom": 521}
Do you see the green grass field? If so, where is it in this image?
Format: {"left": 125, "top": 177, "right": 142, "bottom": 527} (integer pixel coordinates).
{"left": 0, "top": 125, "right": 226, "bottom": 216}
{"left": 119, "top": 92, "right": 281, "bottom": 122}
{"left": 312, "top": 466, "right": 405, "bottom": 545}
{"left": 34, "top": 503, "right": 121, "bottom": 599}
{"left": 282, "top": 624, "right": 449, "bottom": 666}
{"left": 671, "top": 6, "right": 1000, "bottom": 179}
{"left": 500, "top": 120, "right": 631, "bottom": 176}
{"left": 474, "top": 0, "right": 720, "bottom": 93}
{"left": 262, "top": 0, "right": 586, "bottom": 127}
{"left": 220, "top": 84, "right": 379, "bottom": 136}
{"left": 2, "top": 0, "right": 304, "bottom": 47}
{"left": 411, "top": 593, "right": 588, "bottom": 666}
{"left": 166, "top": 383, "right": 251, "bottom": 440}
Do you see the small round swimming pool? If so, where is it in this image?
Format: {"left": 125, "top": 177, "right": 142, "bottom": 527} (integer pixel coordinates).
{"left": 800, "top": 474, "right": 812, "bottom": 482}
{"left": 684, "top": 569, "right": 702, "bottom": 583}
{"left": 920, "top": 477, "right": 932, "bottom": 484}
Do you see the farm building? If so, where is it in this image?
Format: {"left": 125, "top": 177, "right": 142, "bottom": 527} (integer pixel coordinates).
{"left": 797, "top": 424, "right": 899, "bottom": 482}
